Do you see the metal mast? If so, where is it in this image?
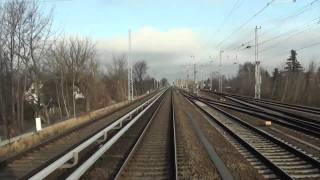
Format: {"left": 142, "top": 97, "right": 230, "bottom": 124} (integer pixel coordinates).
{"left": 190, "top": 55, "right": 197, "bottom": 93}
{"left": 128, "top": 29, "right": 134, "bottom": 101}
{"left": 255, "top": 26, "right": 262, "bottom": 99}
{"left": 219, "top": 50, "right": 224, "bottom": 93}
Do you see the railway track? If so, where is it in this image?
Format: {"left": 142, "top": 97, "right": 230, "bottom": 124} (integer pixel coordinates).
{"left": 184, "top": 92, "right": 320, "bottom": 179}
{"left": 114, "top": 89, "right": 177, "bottom": 179}
{"left": 0, "top": 90, "right": 165, "bottom": 179}
{"left": 206, "top": 90, "right": 320, "bottom": 116}
{"left": 226, "top": 96, "right": 320, "bottom": 127}
{"left": 189, "top": 92, "right": 320, "bottom": 138}
{"left": 202, "top": 90, "right": 320, "bottom": 125}
{"left": 224, "top": 95, "right": 320, "bottom": 124}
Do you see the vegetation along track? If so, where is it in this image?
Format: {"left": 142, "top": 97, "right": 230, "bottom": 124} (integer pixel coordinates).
{"left": 0, "top": 91, "right": 161, "bottom": 179}
{"left": 184, "top": 92, "right": 320, "bottom": 179}
{"left": 115, "top": 89, "right": 177, "bottom": 179}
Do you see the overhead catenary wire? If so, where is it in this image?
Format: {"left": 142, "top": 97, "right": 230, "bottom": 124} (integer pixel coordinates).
{"left": 226, "top": 16, "right": 320, "bottom": 54}
{"left": 273, "top": 40, "right": 320, "bottom": 59}
{"left": 216, "top": 0, "right": 244, "bottom": 33}
{"left": 260, "top": 19, "right": 320, "bottom": 53}
{"left": 278, "top": 0, "right": 320, "bottom": 22}
{"left": 226, "top": 0, "right": 319, "bottom": 51}
{"left": 259, "top": 17, "right": 320, "bottom": 46}
{"left": 297, "top": 41, "right": 320, "bottom": 51}
{"left": 215, "top": 0, "right": 276, "bottom": 49}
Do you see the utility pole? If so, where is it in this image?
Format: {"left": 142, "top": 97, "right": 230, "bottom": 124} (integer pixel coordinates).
{"left": 254, "top": 26, "right": 262, "bottom": 99}
{"left": 208, "top": 57, "right": 214, "bottom": 91}
{"left": 186, "top": 68, "right": 189, "bottom": 89}
{"left": 219, "top": 50, "right": 224, "bottom": 93}
{"left": 128, "top": 29, "right": 134, "bottom": 101}
{"left": 191, "top": 55, "right": 197, "bottom": 93}
{"left": 210, "top": 72, "right": 213, "bottom": 90}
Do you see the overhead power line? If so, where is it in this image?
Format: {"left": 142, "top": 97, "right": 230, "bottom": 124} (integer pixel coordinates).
{"left": 216, "top": 0, "right": 243, "bottom": 33}
{"left": 260, "top": 17, "right": 320, "bottom": 46}
{"left": 226, "top": 0, "right": 319, "bottom": 51}
{"left": 297, "top": 41, "right": 320, "bottom": 51}
{"left": 260, "top": 18, "right": 320, "bottom": 53}
{"left": 275, "top": 40, "right": 320, "bottom": 58}
{"left": 279, "top": 0, "right": 320, "bottom": 22}
{"left": 215, "top": 0, "right": 276, "bottom": 48}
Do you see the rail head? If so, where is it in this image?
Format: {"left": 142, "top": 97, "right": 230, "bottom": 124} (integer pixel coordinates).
{"left": 172, "top": 90, "right": 179, "bottom": 180}
{"left": 184, "top": 93, "right": 293, "bottom": 179}
{"left": 64, "top": 89, "right": 167, "bottom": 180}
{"left": 113, "top": 89, "right": 168, "bottom": 180}
{"left": 186, "top": 91, "right": 320, "bottom": 138}
{"left": 29, "top": 89, "right": 167, "bottom": 180}
{"left": 186, "top": 94, "right": 320, "bottom": 178}
{"left": 0, "top": 90, "right": 160, "bottom": 168}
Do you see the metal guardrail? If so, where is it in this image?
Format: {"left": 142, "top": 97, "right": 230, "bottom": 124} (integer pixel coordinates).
{"left": 113, "top": 89, "right": 167, "bottom": 180}
{"left": 29, "top": 89, "right": 166, "bottom": 180}
{"left": 66, "top": 89, "right": 166, "bottom": 179}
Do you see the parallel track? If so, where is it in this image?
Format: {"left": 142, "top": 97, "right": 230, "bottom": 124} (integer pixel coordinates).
{"left": 225, "top": 96, "right": 320, "bottom": 124}
{"left": 0, "top": 91, "right": 160, "bottom": 179}
{"left": 115, "top": 89, "right": 177, "bottom": 179}
{"left": 185, "top": 92, "right": 320, "bottom": 179}
{"left": 190, "top": 93, "right": 320, "bottom": 138}
{"left": 206, "top": 90, "right": 320, "bottom": 115}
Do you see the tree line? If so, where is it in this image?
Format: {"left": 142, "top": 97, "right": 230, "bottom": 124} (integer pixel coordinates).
{"left": 209, "top": 49, "right": 320, "bottom": 107}
{"left": 0, "top": 0, "right": 161, "bottom": 139}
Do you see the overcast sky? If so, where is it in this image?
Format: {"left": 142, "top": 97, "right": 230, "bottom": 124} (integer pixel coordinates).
{"left": 41, "top": 0, "right": 320, "bottom": 81}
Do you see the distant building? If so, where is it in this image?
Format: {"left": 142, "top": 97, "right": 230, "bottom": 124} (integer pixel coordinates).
{"left": 25, "top": 82, "right": 85, "bottom": 107}
{"left": 73, "top": 86, "right": 85, "bottom": 100}
{"left": 25, "top": 82, "right": 44, "bottom": 105}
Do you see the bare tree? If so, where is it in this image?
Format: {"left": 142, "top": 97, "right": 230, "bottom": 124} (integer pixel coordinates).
{"left": 104, "top": 55, "right": 128, "bottom": 102}
{"left": 47, "top": 37, "right": 97, "bottom": 119}
{"left": 133, "top": 60, "right": 147, "bottom": 95}
{"left": 0, "top": 0, "right": 52, "bottom": 137}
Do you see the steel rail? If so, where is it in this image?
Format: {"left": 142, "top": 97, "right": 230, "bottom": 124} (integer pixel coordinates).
{"left": 0, "top": 91, "right": 159, "bottom": 168}
{"left": 237, "top": 95, "right": 320, "bottom": 115}
{"left": 185, "top": 94, "right": 320, "bottom": 179}
{"left": 66, "top": 89, "right": 167, "bottom": 180}
{"left": 185, "top": 94, "right": 292, "bottom": 179}
{"left": 113, "top": 89, "right": 168, "bottom": 180}
{"left": 114, "top": 89, "right": 177, "bottom": 180}
{"left": 183, "top": 97, "right": 234, "bottom": 180}
{"left": 29, "top": 89, "right": 166, "bottom": 180}
{"left": 225, "top": 95, "right": 320, "bottom": 124}
{"left": 172, "top": 90, "right": 179, "bottom": 180}
{"left": 206, "top": 90, "right": 320, "bottom": 114}
{"left": 226, "top": 96, "right": 320, "bottom": 128}
{"left": 185, "top": 93, "right": 320, "bottom": 138}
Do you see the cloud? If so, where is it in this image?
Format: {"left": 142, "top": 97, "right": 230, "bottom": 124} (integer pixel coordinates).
{"left": 98, "top": 26, "right": 202, "bottom": 54}
{"left": 96, "top": 26, "right": 204, "bottom": 81}
{"left": 96, "top": 26, "right": 320, "bottom": 82}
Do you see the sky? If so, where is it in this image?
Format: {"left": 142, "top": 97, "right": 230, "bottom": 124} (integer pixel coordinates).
{"left": 40, "top": 0, "right": 320, "bottom": 81}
